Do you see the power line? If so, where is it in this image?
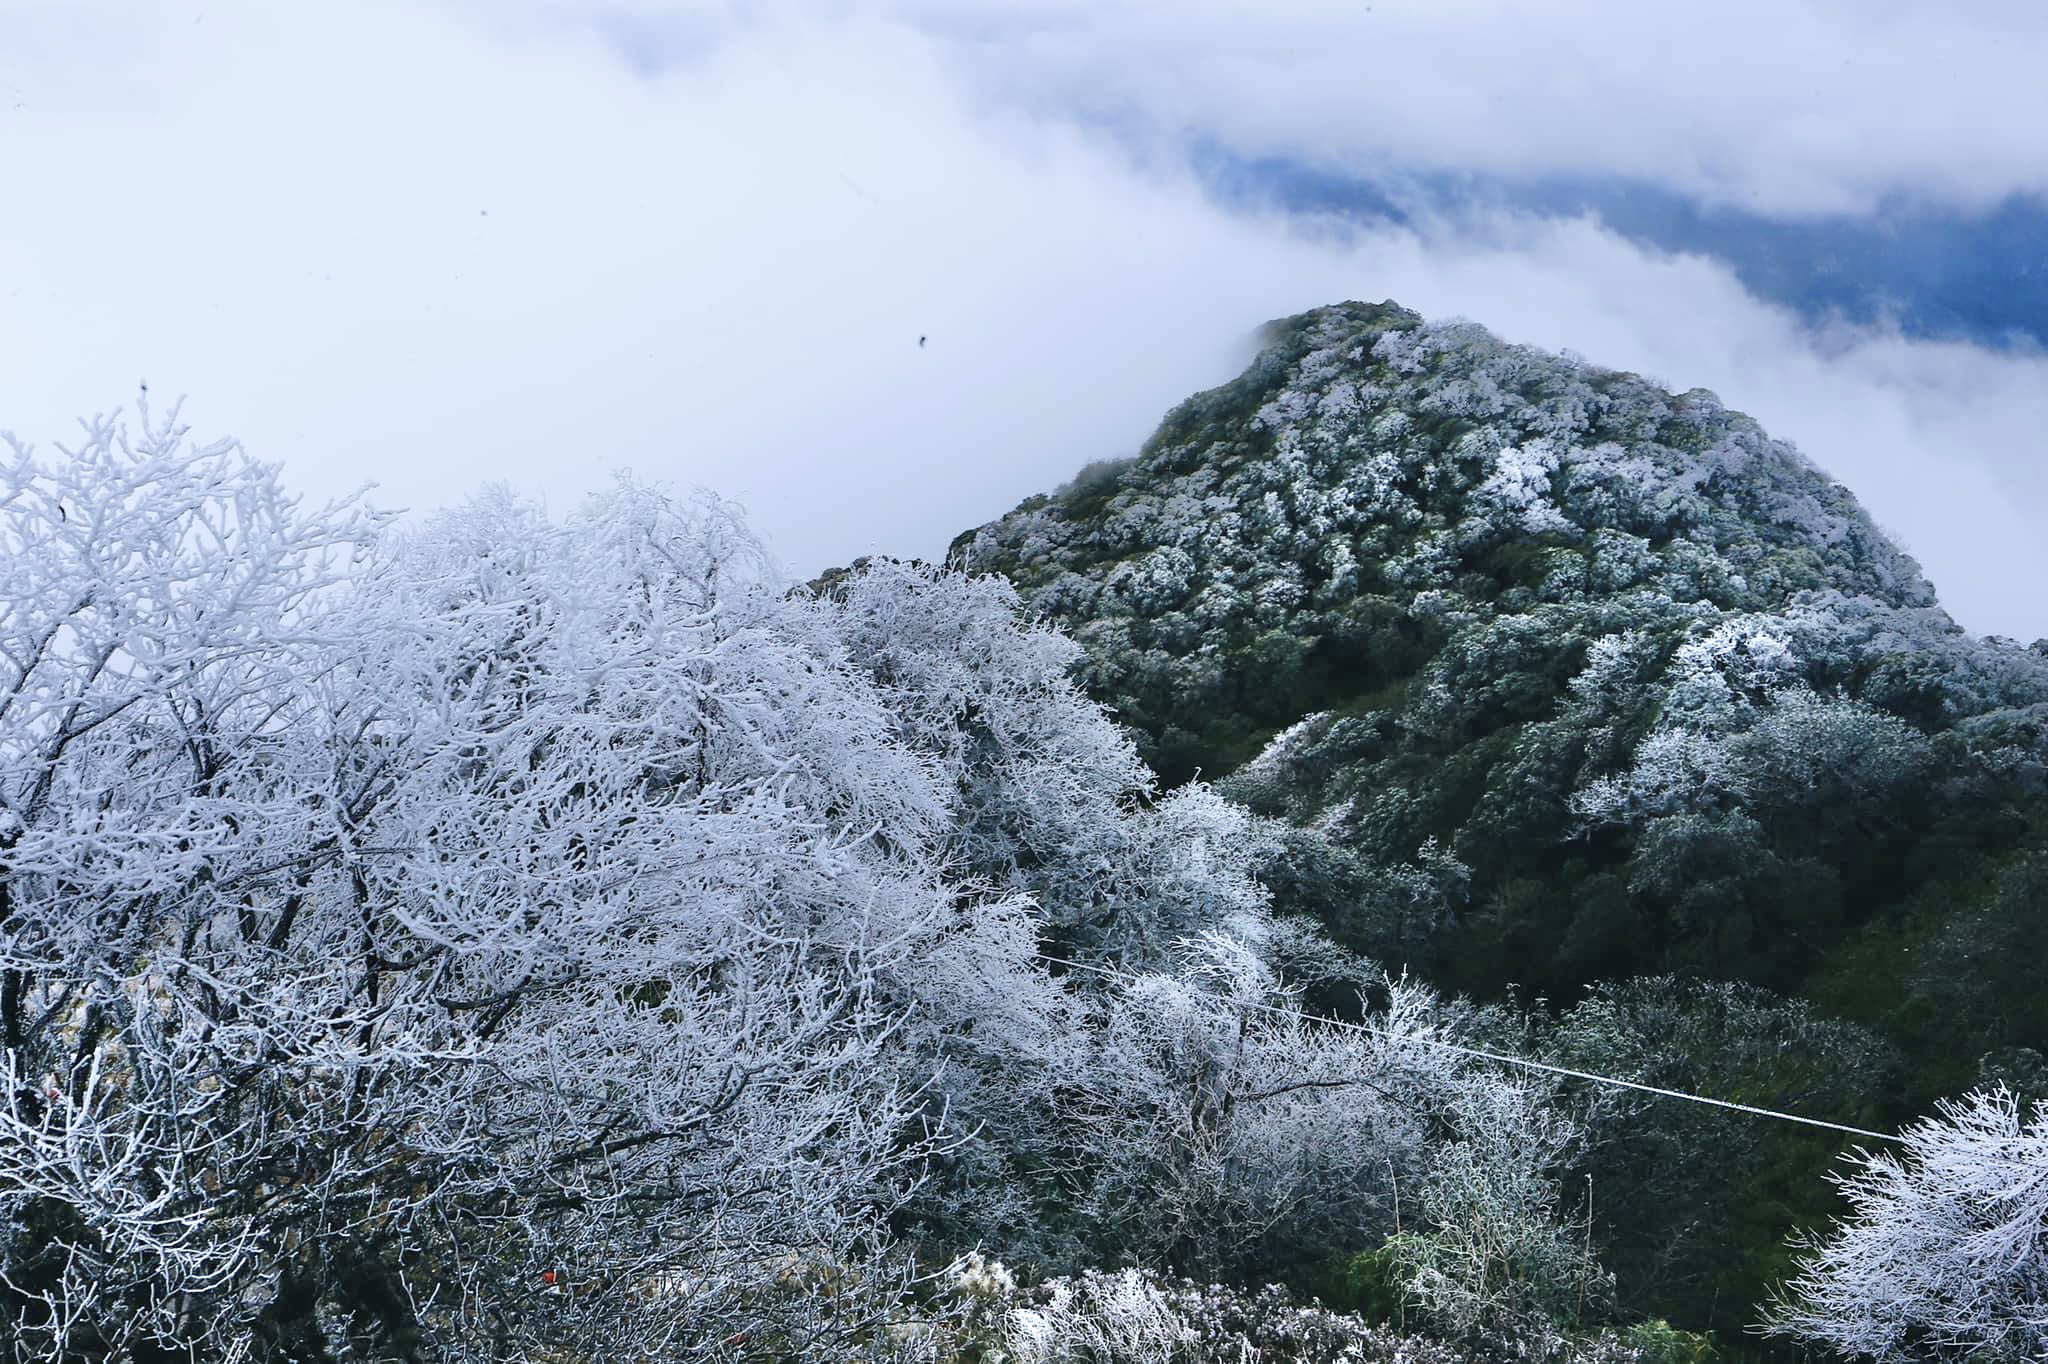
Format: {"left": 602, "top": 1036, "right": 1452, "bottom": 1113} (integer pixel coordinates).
{"left": 1034, "top": 951, "right": 1905, "bottom": 1146}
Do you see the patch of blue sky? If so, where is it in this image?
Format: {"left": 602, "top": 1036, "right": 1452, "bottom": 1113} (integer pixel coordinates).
{"left": 1196, "top": 148, "right": 2048, "bottom": 353}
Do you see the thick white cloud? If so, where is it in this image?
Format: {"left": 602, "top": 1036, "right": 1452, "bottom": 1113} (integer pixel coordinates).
{"left": 544, "top": 0, "right": 2048, "bottom": 218}
{"left": 2, "top": 2, "right": 2045, "bottom": 636}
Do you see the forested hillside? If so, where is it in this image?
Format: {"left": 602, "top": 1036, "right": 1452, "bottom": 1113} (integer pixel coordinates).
{"left": 0, "top": 417, "right": 1691, "bottom": 1361}
{"left": 6, "top": 317, "right": 2046, "bottom": 1362}
{"left": 955, "top": 302, "right": 2048, "bottom": 1335}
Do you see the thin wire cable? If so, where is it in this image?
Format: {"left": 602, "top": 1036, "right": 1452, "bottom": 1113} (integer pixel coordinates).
{"left": 1035, "top": 951, "right": 1904, "bottom": 1145}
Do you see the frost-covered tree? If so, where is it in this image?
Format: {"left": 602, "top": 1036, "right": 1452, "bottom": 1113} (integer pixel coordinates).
{"left": 0, "top": 409, "right": 404, "bottom": 1358}
{"left": 1387, "top": 1071, "right": 1612, "bottom": 1344}
{"left": 1067, "top": 933, "right": 1430, "bottom": 1275}
{"left": 818, "top": 558, "right": 1287, "bottom": 1262}
{"left": 825, "top": 558, "right": 1273, "bottom": 967}
{"left": 1766, "top": 1087, "right": 2048, "bottom": 1362}
{"left": 322, "top": 483, "right": 985, "bottom": 1361}
{"left": 1062, "top": 933, "right": 1602, "bottom": 1308}
{"left": 0, "top": 421, "right": 1058, "bottom": 1360}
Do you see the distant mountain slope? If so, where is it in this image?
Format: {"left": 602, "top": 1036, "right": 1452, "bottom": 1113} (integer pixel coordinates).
{"left": 956, "top": 301, "right": 1936, "bottom": 780}
{"left": 954, "top": 301, "right": 2048, "bottom": 1054}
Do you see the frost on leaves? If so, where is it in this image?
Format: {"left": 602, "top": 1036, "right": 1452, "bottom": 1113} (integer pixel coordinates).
{"left": 1768, "top": 1088, "right": 2048, "bottom": 1363}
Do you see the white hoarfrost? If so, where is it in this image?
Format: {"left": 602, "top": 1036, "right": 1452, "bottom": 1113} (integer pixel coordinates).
{"left": 0, "top": 402, "right": 1635, "bottom": 1361}
{"left": 1769, "top": 1087, "right": 2048, "bottom": 1362}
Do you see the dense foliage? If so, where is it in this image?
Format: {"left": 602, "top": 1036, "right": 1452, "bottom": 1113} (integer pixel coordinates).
{"left": 0, "top": 410, "right": 1656, "bottom": 1362}
{"left": 956, "top": 301, "right": 2048, "bottom": 1338}
{"left": 10, "top": 303, "right": 2047, "bottom": 1360}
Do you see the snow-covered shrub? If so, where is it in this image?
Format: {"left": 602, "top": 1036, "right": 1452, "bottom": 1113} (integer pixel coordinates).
{"left": 1387, "top": 1071, "right": 1612, "bottom": 1342}
{"left": 931, "top": 1266, "right": 1648, "bottom": 1364}
{"left": 1766, "top": 1087, "right": 2048, "bottom": 1362}
{"left": 0, "top": 421, "right": 1051, "bottom": 1360}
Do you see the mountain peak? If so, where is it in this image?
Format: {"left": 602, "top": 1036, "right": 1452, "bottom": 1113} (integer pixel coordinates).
{"left": 948, "top": 305, "right": 2048, "bottom": 1098}
{"left": 965, "top": 301, "right": 1932, "bottom": 617}
{"left": 956, "top": 302, "right": 1949, "bottom": 782}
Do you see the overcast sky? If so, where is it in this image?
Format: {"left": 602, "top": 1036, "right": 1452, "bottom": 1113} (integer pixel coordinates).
{"left": 4, "top": 1, "right": 2046, "bottom": 636}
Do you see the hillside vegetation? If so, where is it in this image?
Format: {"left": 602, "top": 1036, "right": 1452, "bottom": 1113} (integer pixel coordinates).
{"left": 956, "top": 302, "right": 2048, "bottom": 1332}
{"left": 7, "top": 315, "right": 2046, "bottom": 1360}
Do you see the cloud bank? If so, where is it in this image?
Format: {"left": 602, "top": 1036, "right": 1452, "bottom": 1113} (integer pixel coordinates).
{"left": 574, "top": 0, "right": 2048, "bottom": 218}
